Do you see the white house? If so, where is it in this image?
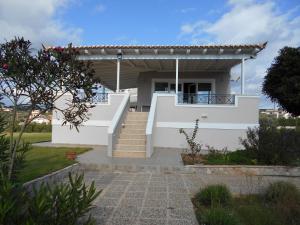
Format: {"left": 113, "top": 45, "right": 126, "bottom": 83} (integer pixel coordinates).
{"left": 51, "top": 43, "right": 266, "bottom": 158}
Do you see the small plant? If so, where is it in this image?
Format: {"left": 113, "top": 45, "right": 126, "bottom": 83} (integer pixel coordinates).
{"left": 200, "top": 208, "right": 239, "bottom": 225}
{"left": 179, "top": 119, "right": 202, "bottom": 161}
{"left": 264, "top": 181, "right": 300, "bottom": 225}
{"left": 264, "top": 181, "right": 300, "bottom": 203}
{"left": 195, "top": 185, "right": 232, "bottom": 207}
{"left": 0, "top": 173, "right": 100, "bottom": 225}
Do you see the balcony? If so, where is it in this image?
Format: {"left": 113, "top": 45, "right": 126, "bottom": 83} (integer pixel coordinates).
{"left": 177, "top": 93, "right": 235, "bottom": 105}
{"left": 78, "top": 92, "right": 109, "bottom": 103}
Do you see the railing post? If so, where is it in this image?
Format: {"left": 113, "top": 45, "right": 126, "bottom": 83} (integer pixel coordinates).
{"left": 175, "top": 58, "right": 179, "bottom": 94}
{"left": 241, "top": 58, "right": 245, "bottom": 95}
{"left": 116, "top": 59, "right": 120, "bottom": 93}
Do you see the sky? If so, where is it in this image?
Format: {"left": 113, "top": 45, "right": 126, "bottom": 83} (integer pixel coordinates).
{"left": 0, "top": 0, "right": 299, "bottom": 108}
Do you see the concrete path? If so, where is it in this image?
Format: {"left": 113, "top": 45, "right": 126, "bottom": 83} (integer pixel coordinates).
{"left": 83, "top": 171, "right": 300, "bottom": 225}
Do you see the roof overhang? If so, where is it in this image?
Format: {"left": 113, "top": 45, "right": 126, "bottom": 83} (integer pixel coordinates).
{"left": 47, "top": 43, "right": 267, "bottom": 90}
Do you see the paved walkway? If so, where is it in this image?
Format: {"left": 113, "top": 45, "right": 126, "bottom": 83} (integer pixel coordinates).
{"left": 36, "top": 142, "right": 300, "bottom": 225}
{"left": 82, "top": 171, "right": 300, "bottom": 225}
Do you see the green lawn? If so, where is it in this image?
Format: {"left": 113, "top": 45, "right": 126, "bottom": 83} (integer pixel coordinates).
{"left": 6, "top": 132, "right": 52, "bottom": 144}
{"left": 18, "top": 146, "right": 91, "bottom": 183}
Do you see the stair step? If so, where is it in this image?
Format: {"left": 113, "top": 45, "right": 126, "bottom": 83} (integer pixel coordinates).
{"left": 121, "top": 129, "right": 145, "bottom": 134}
{"left": 127, "top": 114, "right": 148, "bottom": 119}
{"left": 115, "top": 144, "right": 146, "bottom": 151}
{"left": 118, "top": 139, "right": 146, "bottom": 145}
{"left": 113, "top": 150, "right": 146, "bottom": 158}
{"left": 119, "top": 133, "right": 146, "bottom": 139}
{"left": 123, "top": 124, "right": 146, "bottom": 129}
{"left": 125, "top": 120, "right": 147, "bottom": 125}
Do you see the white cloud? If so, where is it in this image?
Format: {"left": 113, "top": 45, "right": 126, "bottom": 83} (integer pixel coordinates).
{"left": 94, "top": 3, "right": 106, "bottom": 13}
{"left": 0, "top": 0, "right": 82, "bottom": 48}
{"left": 177, "top": 8, "right": 196, "bottom": 14}
{"left": 179, "top": 0, "right": 300, "bottom": 107}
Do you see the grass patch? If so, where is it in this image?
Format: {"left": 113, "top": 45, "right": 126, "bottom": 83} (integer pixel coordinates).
{"left": 203, "top": 150, "right": 257, "bottom": 165}
{"left": 193, "top": 183, "right": 300, "bottom": 225}
{"left": 18, "top": 146, "right": 91, "bottom": 183}
{"left": 6, "top": 132, "right": 52, "bottom": 144}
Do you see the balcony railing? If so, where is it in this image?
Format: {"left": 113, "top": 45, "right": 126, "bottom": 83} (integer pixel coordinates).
{"left": 78, "top": 93, "right": 109, "bottom": 103}
{"left": 177, "top": 93, "right": 235, "bottom": 105}
{"left": 93, "top": 93, "right": 109, "bottom": 103}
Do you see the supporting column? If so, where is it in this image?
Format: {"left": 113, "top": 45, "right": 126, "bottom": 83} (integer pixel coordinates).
{"left": 116, "top": 59, "right": 120, "bottom": 93}
{"left": 176, "top": 58, "right": 179, "bottom": 94}
{"left": 241, "top": 58, "right": 245, "bottom": 95}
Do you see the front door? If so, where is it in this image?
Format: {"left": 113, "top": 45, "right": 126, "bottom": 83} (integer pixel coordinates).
{"left": 183, "top": 83, "right": 196, "bottom": 103}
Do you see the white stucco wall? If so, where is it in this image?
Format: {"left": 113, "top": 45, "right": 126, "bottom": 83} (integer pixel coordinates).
{"left": 52, "top": 94, "right": 125, "bottom": 145}
{"left": 151, "top": 94, "right": 259, "bottom": 151}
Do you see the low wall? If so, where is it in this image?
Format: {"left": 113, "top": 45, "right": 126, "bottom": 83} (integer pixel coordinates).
{"left": 187, "top": 165, "right": 300, "bottom": 177}
{"left": 23, "top": 163, "right": 82, "bottom": 193}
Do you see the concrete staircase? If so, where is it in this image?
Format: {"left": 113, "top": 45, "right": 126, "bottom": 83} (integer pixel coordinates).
{"left": 113, "top": 112, "right": 148, "bottom": 158}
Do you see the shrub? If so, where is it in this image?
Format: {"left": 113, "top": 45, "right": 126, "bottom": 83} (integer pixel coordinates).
{"left": 0, "top": 173, "right": 100, "bottom": 225}
{"left": 179, "top": 119, "right": 202, "bottom": 161}
{"left": 14, "top": 122, "right": 52, "bottom": 133}
{"left": 195, "top": 185, "right": 232, "bottom": 207}
{"left": 235, "top": 204, "right": 281, "bottom": 225}
{"left": 204, "top": 147, "right": 256, "bottom": 165}
{"left": 200, "top": 208, "right": 239, "bottom": 225}
{"left": 240, "top": 117, "right": 300, "bottom": 165}
{"left": 264, "top": 181, "right": 300, "bottom": 225}
{"left": 264, "top": 181, "right": 300, "bottom": 203}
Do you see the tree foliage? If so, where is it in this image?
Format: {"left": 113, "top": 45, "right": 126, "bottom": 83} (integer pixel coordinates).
{"left": 263, "top": 47, "right": 300, "bottom": 116}
{"left": 0, "top": 37, "right": 98, "bottom": 179}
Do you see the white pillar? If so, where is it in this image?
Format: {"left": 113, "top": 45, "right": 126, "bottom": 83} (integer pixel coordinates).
{"left": 176, "top": 58, "right": 179, "bottom": 94}
{"left": 241, "top": 58, "right": 245, "bottom": 95}
{"left": 116, "top": 59, "right": 120, "bottom": 93}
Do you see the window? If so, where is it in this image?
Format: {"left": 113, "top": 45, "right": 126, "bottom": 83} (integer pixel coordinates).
{"left": 198, "top": 83, "right": 212, "bottom": 95}
{"left": 154, "top": 82, "right": 169, "bottom": 92}
{"left": 170, "top": 83, "right": 182, "bottom": 93}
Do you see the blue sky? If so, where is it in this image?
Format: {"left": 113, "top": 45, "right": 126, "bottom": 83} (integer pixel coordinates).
{"left": 0, "top": 0, "right": 300, "bottom": 108}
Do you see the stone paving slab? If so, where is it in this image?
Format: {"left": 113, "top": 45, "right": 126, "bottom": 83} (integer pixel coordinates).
{"left": 82, "top": 170, "right": 300, "bottom": 225}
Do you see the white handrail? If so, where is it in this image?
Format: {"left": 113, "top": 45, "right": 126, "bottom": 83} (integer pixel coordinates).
{"left": 146, "top": 93, "right": 158, "bottom": 135}
{"left": 108, "top": 93, "right": 130, "bottom": 134}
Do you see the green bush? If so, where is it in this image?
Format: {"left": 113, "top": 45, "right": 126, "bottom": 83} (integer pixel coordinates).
{"left": 235, "top": 204, "right": 281, "bottom": 225}
{"left": 240, "top": 118, "right": 300, "bottom": 165}
{"left": 204, "top": 148, "right": 256, "bottom": 165}
{"left": 195, "top": 185, "right": 232, "bottom": 207}
{"left": 265, "top": 181, "right": 300, "bottom": 203}
{"left": 200, "top": 208, "right": 239, "bottom": 225}
{"left": 0, "top": 173, "right": 100, "bottom": 225}
{"left": 14, "top": 122, "right": 52, "bottom": 133}
{"left": 264, "top": 181, "right": 300, "bottom": 225}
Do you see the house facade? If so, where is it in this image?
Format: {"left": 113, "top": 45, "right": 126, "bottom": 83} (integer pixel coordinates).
{"left": 52, "top": 44, "right": 266, "bottom": 158}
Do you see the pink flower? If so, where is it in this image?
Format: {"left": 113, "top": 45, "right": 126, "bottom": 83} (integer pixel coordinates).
{"left": 2, "top": 64, "right": 8, "bottom": 70}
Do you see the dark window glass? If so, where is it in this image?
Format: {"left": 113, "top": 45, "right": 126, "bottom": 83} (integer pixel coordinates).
{"left": 198, "top": 83, "right": 212, "bottom": 91}
{"left": 170, "top": 83, "right": 182, "bottom": 92}
{"left": 155, "top": 82, "right": 168, "bottom": 92}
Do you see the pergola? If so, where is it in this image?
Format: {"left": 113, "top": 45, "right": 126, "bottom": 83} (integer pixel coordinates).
{"left": 50, "top": 43, "right": 267, "bottom": 94}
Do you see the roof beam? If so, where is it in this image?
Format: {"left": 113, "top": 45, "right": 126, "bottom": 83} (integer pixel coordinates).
{"left": 170, "top": 49, "right": 174, "bottom": 54}
{"left": 219, "top": 49, "right": 224, "bottom": 54}
{"left": 77, "top": 54, "right": 251, "bottom": 61}
{"left": 235, "top": 48, "right": 242, "bottom": 54}
{"left": 135, "top": 49, "right": 140, "bottom": 54}
{"left": 154, "top": 49, "right": 158, "bottom": 55}
{"left": 202, "top": 48, "right": 207, "bottom": 54}
{"left": 142, "top": 60, "right": 150, "bottom": 69}
{"left": 101, "top": 49, "right": 107, "bottom": 54}
{"left": 186, "top": 49, "right": 190, "bottom": 54}
{"left": 158, "top": 60, "right": 163, "bottom": 71}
